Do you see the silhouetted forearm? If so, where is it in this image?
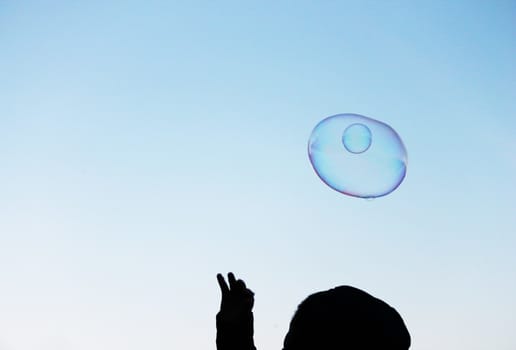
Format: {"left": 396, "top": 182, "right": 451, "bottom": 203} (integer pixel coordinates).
{"left": 216, "top": 310, "right": 256, "bottom": 350}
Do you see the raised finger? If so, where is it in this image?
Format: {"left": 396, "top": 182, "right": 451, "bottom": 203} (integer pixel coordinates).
{"left": 217, "top": 273, "right": 230, "bottom": 296}
{"left": 228, "top": 272, "right": 237, "bottom": 290}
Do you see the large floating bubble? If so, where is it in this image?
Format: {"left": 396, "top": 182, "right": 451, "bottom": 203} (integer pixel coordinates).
{"left": 308, "top": 113, "right": 407, "bottom": 198}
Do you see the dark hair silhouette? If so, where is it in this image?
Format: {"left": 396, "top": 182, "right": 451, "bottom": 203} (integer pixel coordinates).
{"left": 283, "top": 286, "right": 411, "bottom": 350}
{"left": 216, "top": 273, "right": 411, "bottom": 350}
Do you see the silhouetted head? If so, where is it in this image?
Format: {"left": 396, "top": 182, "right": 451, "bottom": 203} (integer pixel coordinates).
{"left": 283, "top": 286, "right": 411, "bottom": 350}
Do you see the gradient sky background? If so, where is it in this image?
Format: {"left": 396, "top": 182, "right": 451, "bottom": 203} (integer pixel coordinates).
{"left": 1, "top": 1, "right": 515, "bottom": 349}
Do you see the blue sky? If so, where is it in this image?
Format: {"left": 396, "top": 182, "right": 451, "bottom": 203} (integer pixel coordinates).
{"left": 1, "top": 1, "right": 515, "bottom": 349}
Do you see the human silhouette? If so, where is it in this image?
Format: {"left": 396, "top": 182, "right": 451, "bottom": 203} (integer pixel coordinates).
{"left": 216, "top": 272, "right": 410, "bottom": 350}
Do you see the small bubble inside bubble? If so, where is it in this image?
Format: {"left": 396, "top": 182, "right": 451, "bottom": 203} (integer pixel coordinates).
{"left": 342, "top": 123, "right": 372, "bottom": 154}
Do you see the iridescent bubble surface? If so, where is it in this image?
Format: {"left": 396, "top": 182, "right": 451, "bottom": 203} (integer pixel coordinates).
{"left": 308, "top": 113, "right": 407, "bottom": 198}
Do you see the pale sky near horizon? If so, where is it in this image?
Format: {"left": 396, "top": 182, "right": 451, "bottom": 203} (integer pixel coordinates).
{"left": 1, "top": 1, "right": 515, "bottom": 349}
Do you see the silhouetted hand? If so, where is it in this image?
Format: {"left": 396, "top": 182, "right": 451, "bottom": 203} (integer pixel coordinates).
{"left": 216, "top": 272, "right": 256, "bottom": 350}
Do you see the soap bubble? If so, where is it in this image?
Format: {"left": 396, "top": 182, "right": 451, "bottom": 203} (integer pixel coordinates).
{"left": 342, "top": 123, "right": 372, "bottom": 154}
{"left": 308, "top": 113, "right": 407, "bottom": 198}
